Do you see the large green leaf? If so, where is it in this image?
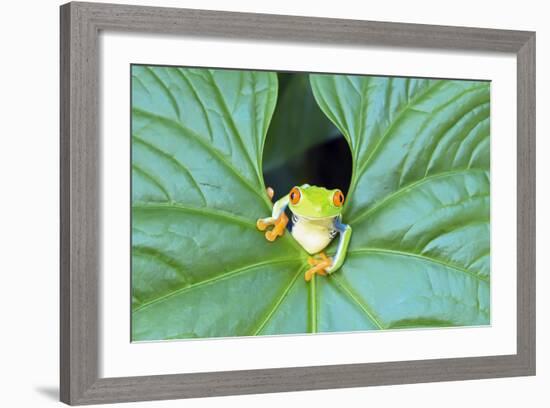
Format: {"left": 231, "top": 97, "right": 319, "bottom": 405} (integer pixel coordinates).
{"left": 131, "top": 67, "right": 490, "bottom": 341}
{"left": 310, "top": 75, "right": 490, "bottom": 328}
{"left": 131, "top": 66, "right": 311, "bottom": 340}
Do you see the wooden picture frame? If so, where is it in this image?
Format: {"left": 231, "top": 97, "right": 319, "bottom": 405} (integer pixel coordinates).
{"left": 60, "top": 2, "right": 536, "bottom": 405}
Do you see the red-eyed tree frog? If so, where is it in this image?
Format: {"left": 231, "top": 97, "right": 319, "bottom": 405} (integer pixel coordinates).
{"left": 256, "top": 184, "right": 352, "bottom": 282}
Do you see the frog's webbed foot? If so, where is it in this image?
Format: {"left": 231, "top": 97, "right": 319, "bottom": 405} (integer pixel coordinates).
{"left": 305, "top": 252, "right": 332, "bottom": 282}
{"left": 256, "top": 212, "right": 288, "bottom": 242}
{"left": 256, "top": 187, "right": 288, "bottom": 242}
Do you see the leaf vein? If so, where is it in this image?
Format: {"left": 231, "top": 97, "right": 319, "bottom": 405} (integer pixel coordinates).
{"left": 347, "top": 80, "right": 444, "bottom": 204}
{"left": 134, "top": 258, "right": 303, "bottom": 313}
{"left": 451, "top": 117, "right": 490, "bottom": 168}
{"left": 397, "top": 83, "right": 488, "bottom": 186}
{"left": 330, "top": 274, "right": 385, "bottom": 329}
{"left": 252, "top": 264, "right": 306, "bottom": 335}
{"left": 143, "top": 67, "right": 181, "bottom": 119}
{"left": 174, "top": 68, "right": 214, "bottom": 142}
{"left": 132, "top": 201, "right": 257, "bottom": 229}
{"left": 132, "top": 164, "right": 172, "bottom": 201}
{"left": 348, "top": 247, "right": 489, "bottom": 282}
{"left": 133, "top": 135, "right": 207, "bottom": 205}
{"left": 133, "top": 108, "right": 272, "bottom": 209}
{"left": 203, "top": 70, "right": 262, "bottom": 185}
{"left": 349, "top": 168, "right": 488, "bottom": 224}
{"left": 423, "top": 101, "right": 490, "bottom": 177}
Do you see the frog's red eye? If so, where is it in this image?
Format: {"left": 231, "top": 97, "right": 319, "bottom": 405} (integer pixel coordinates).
{"left": 289, "top": 187, "right": 301, "bottom": 205}
{"left": 333, "top": 190, "right": 345, "bottom": 207}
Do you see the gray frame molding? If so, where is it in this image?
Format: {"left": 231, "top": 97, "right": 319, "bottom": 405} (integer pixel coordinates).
{"left": 60, "top": 2, "right": 536, "bottom": 405}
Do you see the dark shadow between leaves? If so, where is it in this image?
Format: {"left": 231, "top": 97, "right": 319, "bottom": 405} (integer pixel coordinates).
{"left": 263, "top": 73, "right": 352, "bottom": 200}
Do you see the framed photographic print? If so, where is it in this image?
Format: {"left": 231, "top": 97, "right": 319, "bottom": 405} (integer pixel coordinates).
{"left": 60, "top": 1, "right": 536, "bottom": 405}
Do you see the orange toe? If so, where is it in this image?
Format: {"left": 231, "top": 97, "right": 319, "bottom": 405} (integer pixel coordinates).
{"left": 304, "top": 253, "right": 332, "bottom": 281}
{"left": 256, "top": 219, "right": 270, "bottom": 231}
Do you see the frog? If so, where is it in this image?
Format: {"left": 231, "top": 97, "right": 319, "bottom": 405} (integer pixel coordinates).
{"left": 256, "top": 184, "right": 352, "bottom": 282}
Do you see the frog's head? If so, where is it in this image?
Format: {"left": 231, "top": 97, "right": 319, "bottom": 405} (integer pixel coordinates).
{"left": 288, "top": 185, "right": 345, "bottom": 219}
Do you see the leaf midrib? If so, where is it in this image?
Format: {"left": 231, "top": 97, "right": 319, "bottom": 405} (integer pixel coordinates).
{"left": 347, "top": 247, "right": 489, "bottom": 283}
{"left": 203, "top": 70, "right": 263, "bottom": 186}
{"left": 132, "top": 201, "right": 258, "bottom": 229}
{"left": 348, "top": 168, "right": 488, "bottom": 224}
{"left": 343, "top": 80, "right": 445, "bottom": 206}
{"left": 251, "top": 264, "right": 307, "bottom": 335}
{"left": 309, "top": 274, "right": 318, "bottom": 333}
{"left": 134, "top": 258, "right": 304, "bottom": 313}
{"left": 133, "top": 107, "right": 273, "bottom": 210}
{"left": 330, "top": 274, "right": 385, "bottom": 329}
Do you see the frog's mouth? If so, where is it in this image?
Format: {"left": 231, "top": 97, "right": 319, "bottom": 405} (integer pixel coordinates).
{"left": 293, "top": 213, "right": 338, "bottom": 222}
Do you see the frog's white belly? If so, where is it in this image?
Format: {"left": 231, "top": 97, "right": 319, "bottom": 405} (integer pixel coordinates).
{"left": 291, "top": 215, "right": 335, "bottom": 255}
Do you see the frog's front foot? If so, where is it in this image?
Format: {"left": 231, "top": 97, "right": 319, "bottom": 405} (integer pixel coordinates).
{"left": 305, "top": 252, "right": 332, "bottom": 282}
{"left": 256, "top": 212, "right": 288, "bottom": 242}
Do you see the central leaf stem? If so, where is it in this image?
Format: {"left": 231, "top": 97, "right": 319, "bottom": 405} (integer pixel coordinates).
{"left": 309, "top": 275, "right": 318, "bottom": 333}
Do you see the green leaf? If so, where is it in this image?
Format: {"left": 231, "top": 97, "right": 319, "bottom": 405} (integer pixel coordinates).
{"left": 131, "top": 66, "right": 313, "bottom": 340}
{"left": 262, "top": 73, "right": 338, "bottom": 171}
{"left": 131, "top": 67, "right": 490, "bottom": 341}
{"left": 310, "top": 75, "right": 490, "bottom": 328}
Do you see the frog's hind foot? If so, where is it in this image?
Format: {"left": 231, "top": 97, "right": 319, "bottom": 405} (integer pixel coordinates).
{"left": 305, "top": 252, "right": 332, "bottom": 282}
